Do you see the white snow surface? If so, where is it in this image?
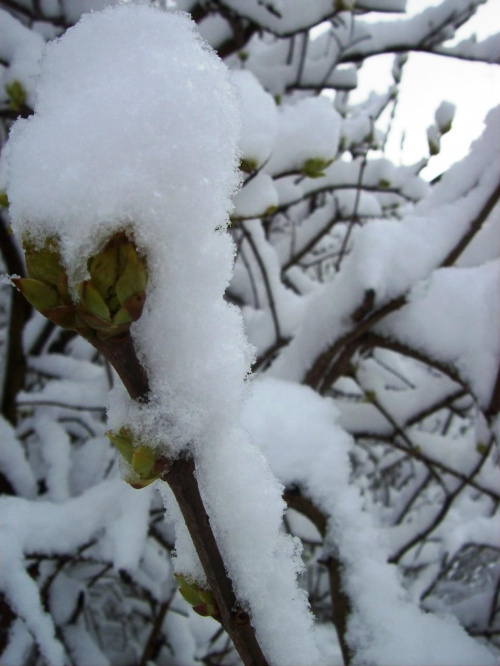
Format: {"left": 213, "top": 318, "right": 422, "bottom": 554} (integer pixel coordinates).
{"left": 5, "top": 7, "right": 322, "bottom": 664}
{"left": 241, "top": 378, "right": 498, "bottom": 665}
{"left": 231, "top": 70, "right": 278, "bottom": 168}
{"left": 6, "top": 4, "right": 247, "bottom": 456}
{"left": 0, "top": 9, "right": 45, "bottom": 107}
{"left": 269, "top": 104, "right": 500, "bottom": 388}
{"left": 265, "top": 97, "right": 341, "bottom": 175}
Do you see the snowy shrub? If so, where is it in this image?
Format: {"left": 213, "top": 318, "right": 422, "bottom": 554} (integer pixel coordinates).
{"left": 0, "top": 1, "right": 499, "bottom": 665}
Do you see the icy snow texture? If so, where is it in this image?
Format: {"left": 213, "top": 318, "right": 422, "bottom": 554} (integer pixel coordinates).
{"left": 242, "top": 378, "right": 498, "bottom": 666}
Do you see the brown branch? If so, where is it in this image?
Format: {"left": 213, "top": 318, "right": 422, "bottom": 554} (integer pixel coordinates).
{"left": 442, "top": 179, "right": 500, "bottom": 267}
{"left": 163, "top": 457, "right": 267, "bottom": 665}
{"left": 139, "top": 598, "right": 171, "bottom": 666}
{"left": 354, "top": 432, "right": 500, "bottom": 503}
{"left": 241, "top": 223, "right": 283, "bottom": 345}
{"left": 284, "top": 488, "right": 352, "bottom": 666}
{"left": 95, "top": 332, "right": 269, "bottom": 666}
{"left": 389, "top": 437, "right": 495, "bottom": 564}
{"left": 486, "top": 361, "right": 500, "bottom": 421}
{"left": 304, "top": 295, "right": 407, "bottom": 392}
{"left": 0, "top": 214, "right": 32, "bottom": 424}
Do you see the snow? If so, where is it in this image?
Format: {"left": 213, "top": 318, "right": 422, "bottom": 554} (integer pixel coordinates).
{"left": 0, "top": 9, "right": 44, "bottom": 107}
{"left": 234, "top": 173, "right": 278, "bottom": 219}
{"left": 34, "top": 416, "right": 72, "bottom": 501}
{"left": 269, "top": 104, "right": 500, "bottom": 387}
{"left": 265, "top": 97, "right": 341, "bottom": 176}
{"left": 0, "top": 416, "right": 37, "bottom": 499}
{"left": 6, "top": 4, "right": 246, "bottom": 457}
{"left": 241, "top": 377, "right": 498, "bottom": 665}
{"left": 2, "top": 2, "right": 499, "bottom": 664}
{"left": 231, "top": 70, "right": 278, "bottom": 169}
{"left": 5, "top": 7, "right": 324, "bottom": 664}
{"left": 0, "top": 480, "right": 124, "bottom": 666}
{"left": 377, "top": 259, "right": 500, "bottom": 408}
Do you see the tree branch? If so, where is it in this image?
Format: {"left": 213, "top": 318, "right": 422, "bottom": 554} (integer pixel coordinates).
{"left": 93, "top": 331, "right": 269, "bottom": 666}
{"left": 284, "top": 488, "right": 352, "bottom": 666}
{"left": 0, "top": 213, "right": 32, "bottom": 424}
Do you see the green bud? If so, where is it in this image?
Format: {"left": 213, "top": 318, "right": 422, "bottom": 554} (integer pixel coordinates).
{"left": 131, "top": 446, "right": 156, "bottom": 479}
{"left": 363, "top": 389, "right": 377, "bottom": 403}
{"left": 115, "top": 241, "right": 147, "bottom": 305}
{"left": 179, "top": 584, "right": 203, "bottom": 607}
{"left": 476, "top": 442, "right": 487, "bottom": 455}
{"left": 78, "top": 232, "right": 148, "bottom": 339}
{"left": 335, "top": 0, "right": 355, "bottom": 9}
{"left": 88, "top": 240, "right": 119, "bottom": 301}
{"left": 106, "top": 428, "right": 135, "bottom": 465}
{"left": 264, "top": 205, "right": 278, "bottom": 217}
{"left": 378, "top": 179, "right": 391, "bottom": 188}
{"left": 13, "top": 278, "right": 60, "bottom": 311}
{"left": 0, "top": 191, "right": 9, "bottom": 208}
{"left": 428, "top": 139, "right": 440, "bottom": 156}
{"left": 14, "top": 232, "right": 148, "bottom": 342}
{"left": 174, "top": 574, "right": 220, "bottom": 620}
{"left": 107, "top": 428, "right": 164, "bottom": 489}
{"left": 301, "top": 158, "right": 333, "bottom": 179}
{"left": 23, "top": 237, "right": 65, "bottom": 287}
{"left": 198, "top": 588, "right": 216, "bottom": 605}
{"left": 5, "top": 80, "right": 26, "bottom": 111}
{"left": 240, "top": 157, "right": 258, "bottom": 174}
{"left": 78, "top": 282, "right": 111, "bottom": 326}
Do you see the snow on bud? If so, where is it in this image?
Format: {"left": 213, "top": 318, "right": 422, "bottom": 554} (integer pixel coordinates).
{"left": 334, "top": 0, "right": 356, "bottom": 10}
{"left": 174, "top": 573, "right": 221, "bottom": 620}
{"left": 5, "top": 5, "right": 245, "bottom": 455}
{"left": 13, "top": 232, "right": 148, "bottom": 341}
{"left": 427, "top": 124, "right": 441, "bottom": 156}
{"left": 106, "top": 426, "right": 169, "bottom": 489}
{"left": 231, "top": 70, "right": 278, "bottom": 171}
{"left": 4, "top": 79, "right": 26, "bottom": 110}
{"left": 435, "top": 100, "right": 455, "bottom": 135}
{"left": 266, "top": 97, "right": 341, "bottom": 176}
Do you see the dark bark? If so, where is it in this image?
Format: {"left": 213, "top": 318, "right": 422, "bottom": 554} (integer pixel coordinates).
{"left": 94, "top": 331, "right": 269, "bottom": 666}
{"left": 284, "top": 488, "right": 352, "bottom": 666}
{"left": 0, "top": 214, "right": 32, "bottom": 424}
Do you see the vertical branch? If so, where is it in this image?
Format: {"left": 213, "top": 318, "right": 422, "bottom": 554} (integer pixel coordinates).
{"left": 241, "top": 222, "right": 282, "bottom": 345}
{"left": 0, "top": 213, "right": 32, "bottom": 424}
{"left": 94, "top": 333, "right": 269, "bottom": 666}
{"left": 284, "top": 488, "right": 352, "bottom": 666}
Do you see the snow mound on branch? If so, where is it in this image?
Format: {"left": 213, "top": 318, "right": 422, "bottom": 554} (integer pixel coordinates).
{"left": 232, "top": 70, "right": 278, "bottom": 168}
{"left": 6, "top": 4, "right": 247, "bottom": 455}
{"left": 6, "top": 7, "right": 321, "bottom": 664}
{"left": 242, "top": 378, "right": 498, "bottom": 666}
